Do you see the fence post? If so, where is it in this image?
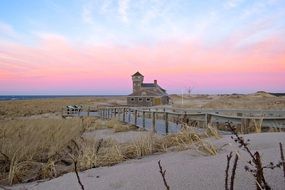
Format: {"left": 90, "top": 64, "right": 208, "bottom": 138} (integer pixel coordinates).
{"left": 123, "top": 108, "right": 126, "bottom": 122}
{"left": 152, "top": 112, "right": 156, "bottom": 133}
{"left": 87, "top": 106, "right": 90, "bottom": 117}
{"left": 165, "top": 112, "right": 169, "bottom": 134}
{"left": 134, "top": 110, "right": 138, "bottom": 126}
{"left": 241, "top": 118, "right": 250, "bottom": 134}
{"left": 142, "top": 111, "right": 145, "bottom": 128}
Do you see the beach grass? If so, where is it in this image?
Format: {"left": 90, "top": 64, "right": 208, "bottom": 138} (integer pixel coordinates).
{"left": 0, "top": 118, "right": 82, "bottom": 184}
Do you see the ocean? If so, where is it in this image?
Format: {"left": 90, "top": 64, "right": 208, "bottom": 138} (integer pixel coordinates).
{"left": 0, "top": 95, "right": 123, "bottom": 101}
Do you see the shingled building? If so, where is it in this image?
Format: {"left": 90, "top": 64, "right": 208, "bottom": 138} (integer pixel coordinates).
{"left": 127, "top": 72, "right": 169, "bottom": 107}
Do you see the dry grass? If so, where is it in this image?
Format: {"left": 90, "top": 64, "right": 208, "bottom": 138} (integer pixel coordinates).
{"left": 205, "top": 125, "right": 221, "bottom": 139}
{"left": 0, "top": 118, "right": 82, "bottom": 184}
{"left": 252, "top": 118, "right": 263, "bottom": 133}
{"left": 0, "top": 116, "right": 217, "bottom": 185}
{"left": 71, "top": 127, "right": 218, "bottom": 172}
{"left": 0, "top": 96, "right": 126, "bottom": 119}
{"left": 170, "top": 93, "right": 285, "bottom": 110}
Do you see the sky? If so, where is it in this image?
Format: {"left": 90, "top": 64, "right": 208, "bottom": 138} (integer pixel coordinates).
{"left": 0, "top": 0, "right": 285, "bottom": 95}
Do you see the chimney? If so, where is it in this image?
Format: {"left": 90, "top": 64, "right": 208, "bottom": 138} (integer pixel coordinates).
{"left": 154, "top": 80, "right": 157, "bottom": 86}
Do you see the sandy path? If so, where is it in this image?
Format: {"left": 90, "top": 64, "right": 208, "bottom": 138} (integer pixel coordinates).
{"left": 82, "top": 129, "right": 155, "bottom": 144}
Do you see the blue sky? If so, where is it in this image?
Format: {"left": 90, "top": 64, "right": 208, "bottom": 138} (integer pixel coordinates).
{"left": 1, "top": 0, "right": 284, "bottom": 45}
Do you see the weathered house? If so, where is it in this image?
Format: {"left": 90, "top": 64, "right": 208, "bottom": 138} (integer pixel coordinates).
{"left": 127, "top": 72, "right": 169, "bottom": 107}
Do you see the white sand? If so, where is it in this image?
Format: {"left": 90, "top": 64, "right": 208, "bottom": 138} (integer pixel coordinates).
{"left": 11, "top": 132, "right": 285, "bottom": 190}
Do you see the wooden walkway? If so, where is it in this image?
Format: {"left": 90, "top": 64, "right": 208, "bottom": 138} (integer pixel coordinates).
{"left": 62, "top": 106, "right": 285, "bottom": 134}
{"left": 97, "top": 107, "right": 285, "bottom": 134}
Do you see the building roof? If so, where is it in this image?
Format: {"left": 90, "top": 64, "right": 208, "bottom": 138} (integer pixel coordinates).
{"left": 132, "top": 71, "right": 143, "bottom": 77}
{"left": 128, "top": 88, "right": 168, "bottom": 96}
{"left": 141, "top": 83, "right": 155, "bottom": 87}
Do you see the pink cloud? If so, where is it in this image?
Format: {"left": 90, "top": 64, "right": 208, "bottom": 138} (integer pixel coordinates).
{"left": 0, "top": 33, "right": 284, "bottom": 94}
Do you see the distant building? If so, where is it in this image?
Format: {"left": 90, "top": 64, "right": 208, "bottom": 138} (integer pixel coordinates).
{"left": 127, "top": 72, "right": 169, "bottom": 107}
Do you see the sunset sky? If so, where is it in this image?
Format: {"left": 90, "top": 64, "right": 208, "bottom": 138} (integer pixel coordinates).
{"left": 0, "top": 0, "right": 285, "bottom": 95}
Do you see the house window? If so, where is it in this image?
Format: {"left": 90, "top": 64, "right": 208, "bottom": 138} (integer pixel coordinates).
{"left": 131, "top": 98, "right": 135, "bottom": 101}
{"left": 138, "top": 98, "right": 143, "bottom": 102}
{"left": 146, "top": 98, "right": 151, "bottom": 102}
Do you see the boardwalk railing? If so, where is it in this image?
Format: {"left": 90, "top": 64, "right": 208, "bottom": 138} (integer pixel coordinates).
{"left": 97, "top": 107, "right": 285, "bottom": 134}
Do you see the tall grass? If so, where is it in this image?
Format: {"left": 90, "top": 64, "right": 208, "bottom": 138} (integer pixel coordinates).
{"left": 0, "top": 118, "right": 82, "bottom": 184}
{"left": 0, "top": 117, "right": 218, "bottom": 185}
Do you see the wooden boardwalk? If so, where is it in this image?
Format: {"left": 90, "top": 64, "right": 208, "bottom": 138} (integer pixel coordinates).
{"left": 97, "top": 107, "right": 285, "bottom": 134}
{"left": 62, "top": 106, "right": 285, "bottom": 134}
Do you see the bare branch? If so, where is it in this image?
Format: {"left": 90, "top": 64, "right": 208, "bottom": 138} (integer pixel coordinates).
{"left": 68, "top": 153, "right": 84, "bottom": 190}
{"left": 73, "top": 160, "right": 85, "bottom": 190}
{"left": 225, "top": 152, "right": 233, "bottom": 190}
{"left": 230, "top": 154, "right": 239, "bottom": 190}
{"left": 158, "top": 160, "right": 170, "bottom": 190}
{"left": 279, "top": 142, "right": 285, "bottom": 181}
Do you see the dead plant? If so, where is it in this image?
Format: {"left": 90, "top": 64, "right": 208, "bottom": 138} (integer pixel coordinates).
{"left": 158, "top": 160, "right": 170, "bottom": 190}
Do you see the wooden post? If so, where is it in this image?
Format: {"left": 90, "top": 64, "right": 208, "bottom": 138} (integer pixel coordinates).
{"left": 152, "top": 112, "right": 156, "bottom": 133}
{"left": 123, "top": 108, "right": 126, "bottom": 122}
{"left": 165, "top": 112, "right": 169, "bottom": 134}
{"left": 134, "top": 110, "right": 138, "bottom": 126}
{"left": 114, "top": 108, "right": 117, "bottom": 117}
{"left": 142, "top": 111, "right": 145, "bottom": 128}
{"left": 241, "top": 118, "right": 250, "bottom": 134}
{"left": 87, "top": 107, "right": 90, "bottom": 117}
